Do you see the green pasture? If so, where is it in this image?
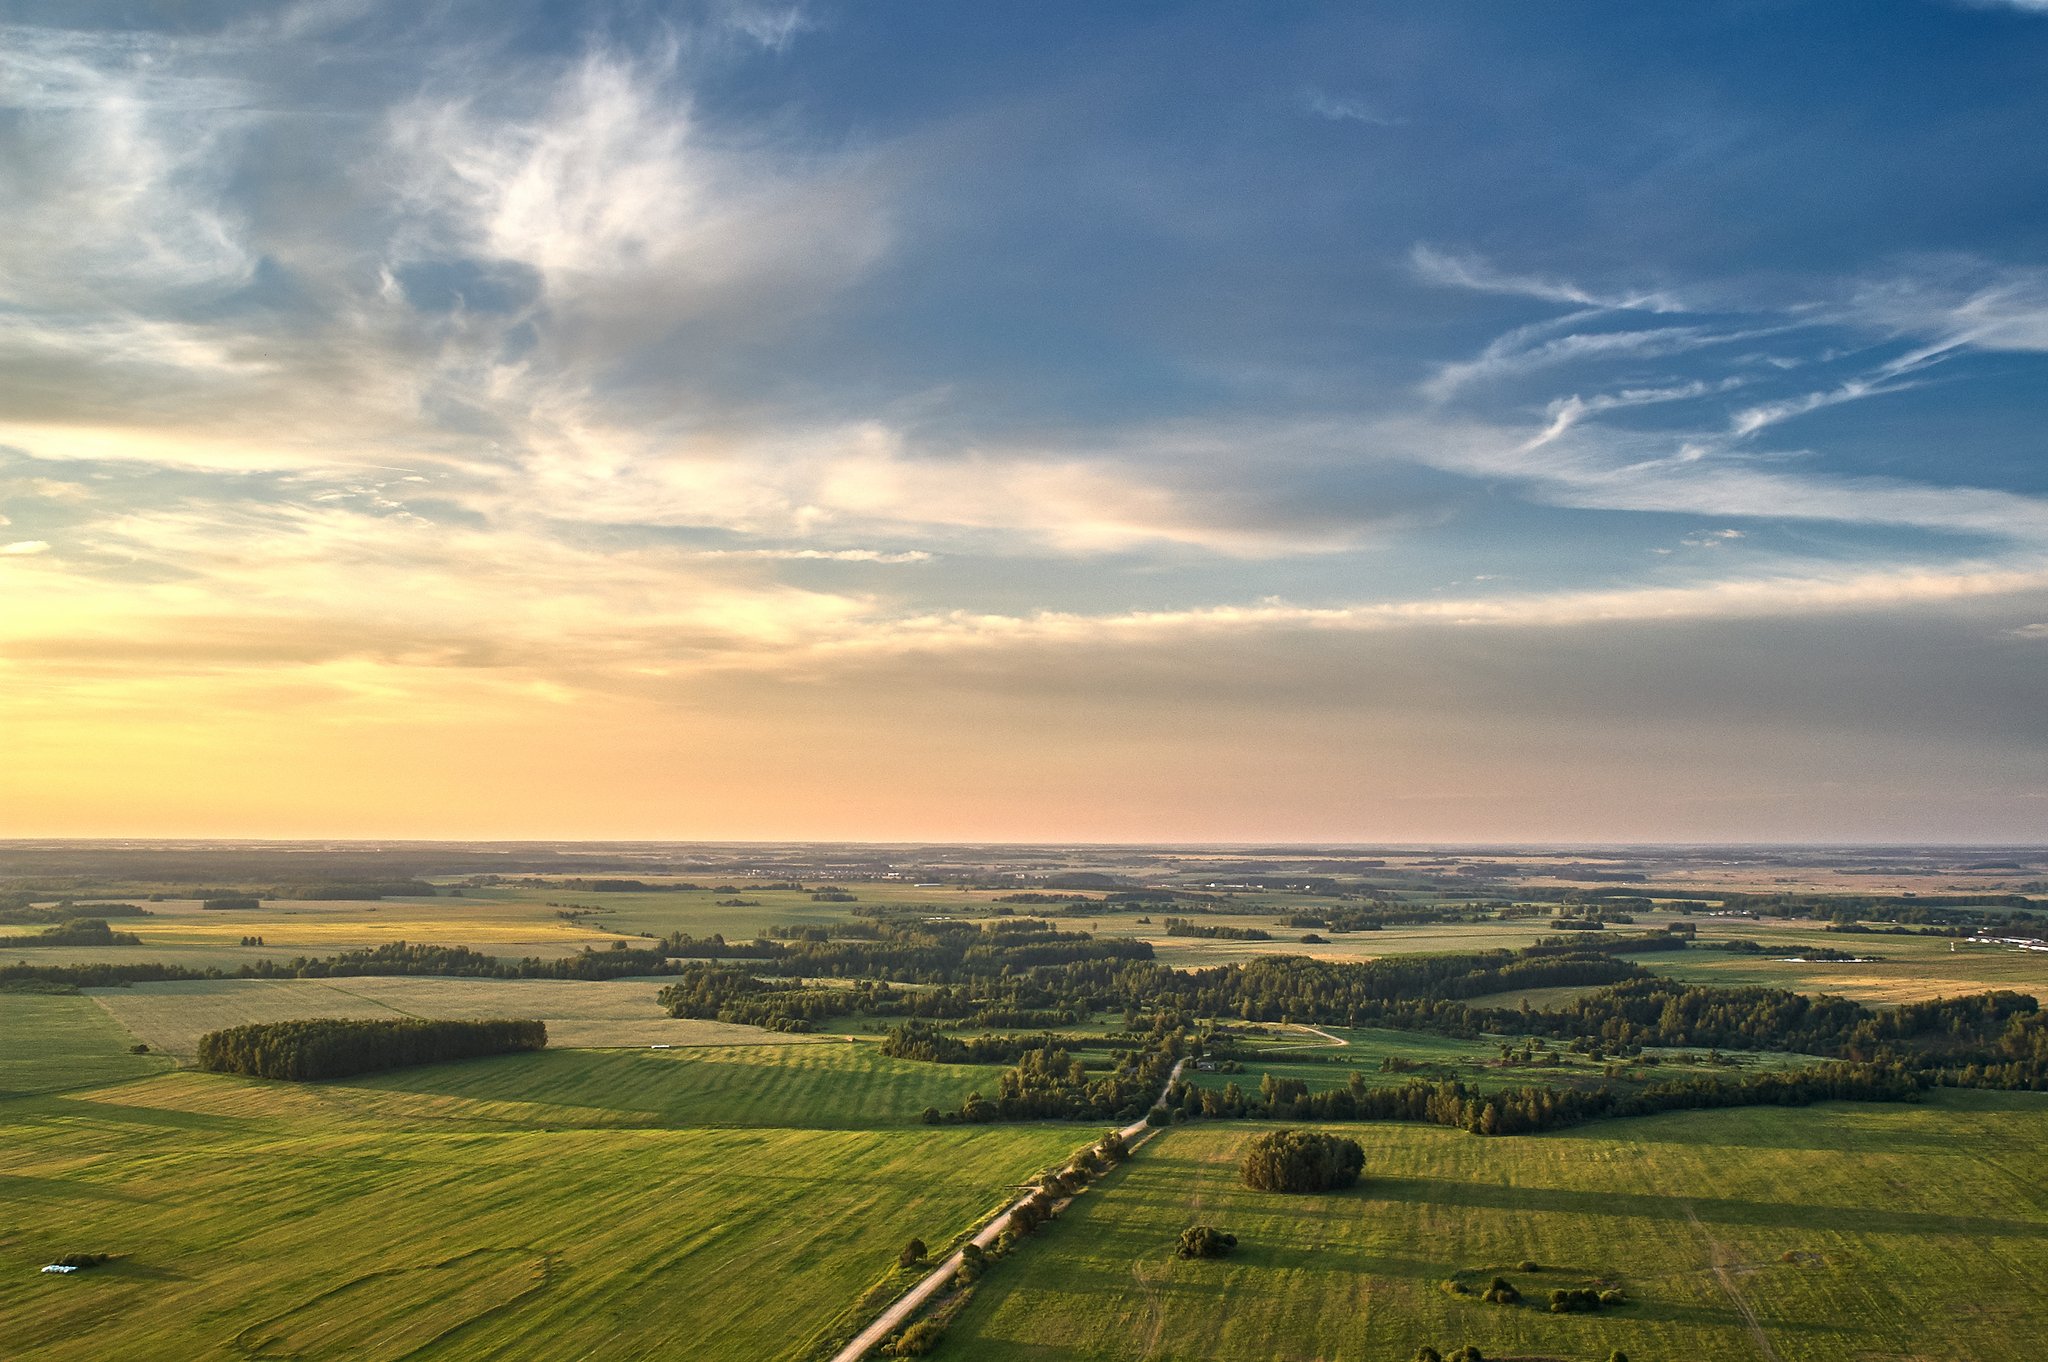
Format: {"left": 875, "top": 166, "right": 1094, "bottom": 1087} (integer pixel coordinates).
{"left": 1646, "top": 926, "right": 2048, "bottom": 1004}
{"left": 0, "top": 990, "right": 173, "bottom": 1097}
{"left": 0, "top": 991, "right": 1080, "bottom": 1361}
{"left": 1193, "top": 1024, "right": 1818, "bottom": 1096}
{"left": 86, "top": 975, "right": 801, "bottom": 1056}
{"left": 927, "top": 1094, "right": 2048, "bottom": 1362}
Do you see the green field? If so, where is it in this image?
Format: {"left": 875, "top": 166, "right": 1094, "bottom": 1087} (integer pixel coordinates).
{"left": 926, "top": 1096, "right": 2048, "bottom": 1362}
{"left": 1190, "top": 1024, "right": 1819, "bottom": 1097}
{"left": 87, "top": 975, "right": 806, "bottom": 1056}
{"left": 0, "top": 990, "right": 174, "bottom": 1097}
{"left": 0, "top": 992, "right": 1081, "bottom": 1361}
{"left": 1646, "top": 929, "right": 2048, "bottom": 1004}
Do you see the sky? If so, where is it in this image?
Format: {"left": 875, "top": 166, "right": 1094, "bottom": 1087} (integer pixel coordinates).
{"left": 1, "top": 0, "right": 2045, "bottom": 842}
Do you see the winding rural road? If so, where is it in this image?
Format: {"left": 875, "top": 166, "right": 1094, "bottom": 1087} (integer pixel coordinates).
{"left": 828, "top": 1059, "right": 1187, "bottom": 1362}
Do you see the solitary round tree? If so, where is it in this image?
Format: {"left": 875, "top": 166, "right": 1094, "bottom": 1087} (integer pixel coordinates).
{"left": 1238, "top": 1129, "right": 1365, "bottom": 1193}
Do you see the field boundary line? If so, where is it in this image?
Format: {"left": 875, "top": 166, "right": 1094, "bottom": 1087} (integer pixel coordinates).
{"left": 824, "top": 1059, "right": 1184, "bottom": 1362}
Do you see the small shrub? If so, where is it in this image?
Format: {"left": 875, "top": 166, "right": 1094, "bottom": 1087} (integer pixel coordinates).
{"left": 128, "top": 1043, "right": 149, "bottom": 1054}
{"left": 897, "top": 1238, "right": 926, "bottom": 1268}
{"left": 1448, "top": 1347, "right": 1485, "bottom": 1362}
{"left": 885, "top": 1319, "right": 945, "bottom": 1356}
{"left": 1414, "top": 1348, "right": 1443, "bottom": 1362}
{"left": 53, "top": 1253, "right": 111, "bottom": 1269}
{"left": 1482, "top": 1275, "right": 1520, "bottom": 1305}
{"left": 1608, "top": 1351, "right": 1631, "bottom": 1362}
{"left": 1516, "top": 1259, "right": 1540, "bottom": 1272}
{"left": 1175, "top": 1225, "right": 1237, "bottom": 1260}
{"left": 1549, "top": 1286, "right": 1603, "bottom": 1313}
{"left": 1599, "top": 1287, "right": 1625, "bottom": 1306}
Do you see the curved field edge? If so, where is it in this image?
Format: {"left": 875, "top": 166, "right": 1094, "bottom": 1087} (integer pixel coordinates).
{"left": 923, "top": 1093, "right": 2048, "bottom": 1362}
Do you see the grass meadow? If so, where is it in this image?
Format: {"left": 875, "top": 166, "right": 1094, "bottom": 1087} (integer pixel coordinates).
{"left": 927, "top": 1097, "right": 2048, "bottom": 1362}
{"left": 86, "top": 975, "right": 804, "bottom": 1056}
{"left": 0, "top": 992, "right": 1080, "bottom": 1361}
{"left": 1188, "top": 1024, "right": 1821, "bottom": 1098}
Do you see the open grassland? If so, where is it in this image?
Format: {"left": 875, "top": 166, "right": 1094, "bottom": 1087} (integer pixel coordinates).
{"left": 928, "top": 1094, "right": 2048, "bottom": 1362}
{"left": 3, "top": 895, "right": 638, "bottom": 971}
{"left": 0, "top": 1008, "right": 1082, "bottom": 1361}
{"left": 0, "top": 992, "right": 174, "bottom": 1097}
{"left": 1649, "top": 922, "right": 2048, "bottom": 1004}
{"left": 1103, "top": 916, "right": 1571, "bottom": 969}
{"left": 1650, "top": 946, "right": 2048, "bottom": 1004}
{"left": 1191, "top": 1024, "right": 1817, "bottom": 1097}
{"left": 88, "top": 976, "right": 801, "bottom": 1057}
{"left": 49, "top": 1040, "right": 1011, "bottom": 1132}
{"left": 356, "top": 1042, "right": 1016, "bottom": 1130}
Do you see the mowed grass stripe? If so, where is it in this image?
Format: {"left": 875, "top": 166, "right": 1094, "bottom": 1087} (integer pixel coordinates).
{"left": 0, "top": 992, "right": 172, "bottom": 1098}
{"left": 0, "top": 1073, "right": 1081, "bottom": 1362}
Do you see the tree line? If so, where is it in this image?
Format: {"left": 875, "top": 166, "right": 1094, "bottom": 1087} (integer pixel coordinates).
{"left": 196, "top": 1017, "right": 546, "bottom": 1081}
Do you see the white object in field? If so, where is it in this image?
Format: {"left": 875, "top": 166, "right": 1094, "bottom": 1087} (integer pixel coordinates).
{"left": 41, "top": 1265, "right": 79, "bottom": 1274}
{"left": 649, "top": 1044, "right": 672, "bottom": 1049}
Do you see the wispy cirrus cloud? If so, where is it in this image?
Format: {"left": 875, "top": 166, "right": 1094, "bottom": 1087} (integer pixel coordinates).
{"left": 1300, "top": 86, "right": 1403, "bottom": 126}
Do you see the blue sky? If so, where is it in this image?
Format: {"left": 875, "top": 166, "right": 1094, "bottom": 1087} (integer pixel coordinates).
{"left": 0, "top": 0, "right": 2044, "bottom": 839}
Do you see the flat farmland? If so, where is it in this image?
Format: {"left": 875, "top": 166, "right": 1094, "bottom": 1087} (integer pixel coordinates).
{"left": 1090, "top": 916, "right": 1572, "bottom": 969}
{"left": 354, "top": 1042, "right": 1019, "bottom": 1129}
{"left": 927, "top": 1095, "right": 2048, "bottom": 1362}
{"left": 1648, "top": 925, "right": 2048, "bottom": 1004}
{"left": 87, "top": 975, "right": 800, "bottom": 1056}
{"left": 0, "top": 991, "right": 1084, "bottom": 1361}
{"left": 3, "top": 895, "right": 635, "bottom": 970}
{"left": 0, "top": 991, "right": 174, "bottom": 1097}
{"left": 1188, "top": 1024, "right": 1819, "bottom": 1097}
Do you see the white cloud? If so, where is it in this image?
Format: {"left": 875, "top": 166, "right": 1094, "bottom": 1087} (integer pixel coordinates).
{"left": 383, "top": 47, "right": 888, "bottom": 360}
{"left": 1301, "top": 87, "right": 1403, "bottom": 126}
{"left": 1410, "top": 244, "right": 1683, "bottom": 313}
{"left": 0, "top": 26, "right": 255, "bottom": 309}
{"left": 811, "top": 559, "right": 2048, "bottom": 662}
{"left": 688, "top": 547, "right": 933, "bottom": 563}
{"left": 1, "top": 540, "right": 51, "bottom": 555}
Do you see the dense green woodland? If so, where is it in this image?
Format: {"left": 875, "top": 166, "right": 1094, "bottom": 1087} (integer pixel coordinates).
{"left": 196, "top": 1017, "right": 546, "bottom": 1081}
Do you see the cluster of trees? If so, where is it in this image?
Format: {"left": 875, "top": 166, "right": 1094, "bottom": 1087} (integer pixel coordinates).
{"left": 0, "top": 900, "right": 149, "bottom": 926}
{"left": 659, "top": 921, "right": 1155, "bottom": 1030}
{"left": 1172, "top": 1058, "right": 1922, "bottom": 1135}
{"left": 878, "top": 1021, "right": 1067, "bottom": 1065}
{"left": 651, "top": 932, "right": 782, "bottom": 959}
{"left": 0, "top": 918, "right": 140, "bottom": 948}
{"left": 1548, "top": 1285, "right": 1624, "bottom": 1313}
{"left": 196, "top": 1017, "right": 546, "bottom": 1081}
{"left": 927, "top": 1024, "right": 1183, "bottom": 1124}
{"left": 1162, "top": 918, "right": 1271, "bottom": 941}
{"left": 1238, "top": 1129, "right": 1364, "bottom": 1192}
{"left": 200, "top": 896, "right": 262, "bottom": 911}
